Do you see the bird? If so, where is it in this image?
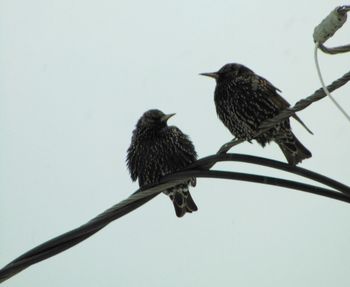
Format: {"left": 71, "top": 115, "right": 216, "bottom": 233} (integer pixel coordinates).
{"left": 200, "top": 63, "right": 312, "bottom": 165}
{"left": 127, "top": 109, "right": 198, "bottom": 217}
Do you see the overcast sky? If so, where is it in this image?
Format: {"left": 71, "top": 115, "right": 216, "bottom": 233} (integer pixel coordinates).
{"left": 1, "top": 1, "right": 350, "bottom": 286}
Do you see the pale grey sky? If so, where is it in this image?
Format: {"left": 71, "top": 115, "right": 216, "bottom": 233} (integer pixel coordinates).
{"left": 1, "top": 1, "right": 350, "bottom": 286}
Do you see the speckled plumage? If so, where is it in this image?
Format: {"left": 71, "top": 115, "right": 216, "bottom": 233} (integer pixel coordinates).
{"left": 201, "top": 63, "right": 312, "bottom": 165}
{"left": 127, "top": 109, "right": 198, "bottom": 217}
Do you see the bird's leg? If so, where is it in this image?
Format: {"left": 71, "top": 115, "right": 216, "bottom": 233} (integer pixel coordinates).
{"left": 217, "top": 138, "right": 245, "bottom": 154}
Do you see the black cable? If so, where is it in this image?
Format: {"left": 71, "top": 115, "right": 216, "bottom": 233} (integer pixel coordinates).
{"left": 0, "top": 192, "right": 159, "bottom": 283}
{"left": 1, "top": 158, "right": 349, "bottom": 284}
{"left": 188, "top": 153, "right": 350, "bottom": 195}
{"left": 168, "top": 169, "right": 350, "bottom": 204}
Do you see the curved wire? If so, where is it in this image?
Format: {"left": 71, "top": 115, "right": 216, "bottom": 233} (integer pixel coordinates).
{"left": 172, "top": 170, "right": 350, "bottom": 204}
{"left": 1, "top": 154, "right": 349, "bottom": 284}
{"left": 319, "top": 43, "right": 350, "bottom": 54}
{"left": 314, "top": 43, "right": 350, "bottom": 122}
{"left": 188, "top": 153, "right": 350, "bottom": 195}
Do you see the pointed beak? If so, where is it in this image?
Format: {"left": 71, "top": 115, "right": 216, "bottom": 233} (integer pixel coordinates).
{"left": 199, "top": 72, "right": 219, "bottom": 79}
{"left": 161, "top": 113, "right": 176, "bottom": 122}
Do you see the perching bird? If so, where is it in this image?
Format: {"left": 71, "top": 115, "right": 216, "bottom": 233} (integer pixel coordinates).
{"left": 127, "top": 109, "right": 198, "bottom": 217}
{"left": 200, "top": 63, "right": 312, "bottom": 165}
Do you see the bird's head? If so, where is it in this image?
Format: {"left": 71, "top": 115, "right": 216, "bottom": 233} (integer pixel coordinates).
{"left": 200, "top": 63, "right": 251, "bottom": 81}
{"left": 137, "top": 109, "right": 175, "bottom": 130}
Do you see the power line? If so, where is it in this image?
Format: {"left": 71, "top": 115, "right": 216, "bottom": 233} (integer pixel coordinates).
{"left": 1, "top": 153, "right": 350, "bottom": 283}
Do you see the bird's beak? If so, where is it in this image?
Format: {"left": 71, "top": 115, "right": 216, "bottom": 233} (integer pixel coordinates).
{"left": 161, "top": 113, "right": 176, "bottom": 122}
{"left": 199, "top": 72, "right": 219, "bottom": 79}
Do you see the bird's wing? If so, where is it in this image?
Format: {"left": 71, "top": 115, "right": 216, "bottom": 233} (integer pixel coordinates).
{"left": 126, "top": 140, "right": 139, "bottom": 182}
{"left": 168, "top": 126, "right": 197, "bottom": 166}
{"left": 257, "top": 76, "right": 288, "bottom": 109}
{"left": 167, "top": 127, "right": 197, "bottom": 186}
{"left": 291, "top": 114, "right": 313, "bottom": 135}
{"left": 257, "top": 76, "right": 313, "bottom": 135}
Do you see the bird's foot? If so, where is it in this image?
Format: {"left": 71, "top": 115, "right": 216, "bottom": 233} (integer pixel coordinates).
{"left": 217, "top": 138, "right": 245, "bottom": 154}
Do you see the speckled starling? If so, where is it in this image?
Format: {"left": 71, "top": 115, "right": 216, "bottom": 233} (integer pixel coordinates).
{"left": 200, "top": 63, "right": 312, "bottom": 165}
{"left": 127, "top": 109, "right": 198, "bottom": 217}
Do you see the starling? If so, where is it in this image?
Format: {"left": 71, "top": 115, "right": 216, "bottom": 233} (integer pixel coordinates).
{"left": 200, "top": 63, "right": 312, "bottom": 165}
{"left": 127, "top": 109, "right": 198, "bottom": 217}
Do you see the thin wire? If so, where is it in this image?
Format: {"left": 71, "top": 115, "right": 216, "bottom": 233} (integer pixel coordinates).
{"left": 314, "top": 42, "right": 350, "bottom": 122}
{"left": 180, "top": 170, "right": 350, "bottom": 204}
{"left": 190, "top": 153, "right": 350, "bottom": 195}
{"left": 319, "top": 43, "right": 350, "bottom": 54}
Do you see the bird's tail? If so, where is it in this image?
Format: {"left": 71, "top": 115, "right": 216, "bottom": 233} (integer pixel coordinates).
{"left": 166, "top": 183, "right": 198, "bottom": 218}
{"left": 277, "top": 132, "right": 312, "bottom": 165}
